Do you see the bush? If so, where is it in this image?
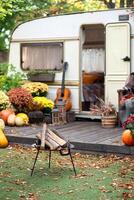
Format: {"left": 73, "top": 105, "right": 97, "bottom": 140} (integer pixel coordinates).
{"left": 22, "top": 82, "right": 48, "bottom": 97}
{"left": 7, "top": 88, "right": 33, "bottom": 112}
{"left": 0, "top": 90, "right": 11, "bottom": 110}
{"left": 0, "top": 65, "right": 25, "bottom": 92}
{"left": 0, "top": 63, "right": 9, "bottom": 75}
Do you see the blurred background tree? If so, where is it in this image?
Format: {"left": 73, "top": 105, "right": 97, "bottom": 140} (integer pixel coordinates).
{"left": 0, "top": 0, "right": 133, "bottom": 52}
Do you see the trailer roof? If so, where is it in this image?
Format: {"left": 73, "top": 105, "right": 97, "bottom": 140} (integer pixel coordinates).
{"left": 11, "top": 8, "right": 133, "bottom": 42}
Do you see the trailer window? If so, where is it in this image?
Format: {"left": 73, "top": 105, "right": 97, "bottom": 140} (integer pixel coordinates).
{"left": 21, "top": 43, "right": 63, "bottom": 71}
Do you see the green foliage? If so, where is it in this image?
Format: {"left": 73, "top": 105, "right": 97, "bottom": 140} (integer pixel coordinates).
{"left": 0, "top": 62, "right": 9, "bottom": 75}
{"left": 0, "top": 64, "right": 25, "bottom": 92}
{"left": 0, "top": 0, "right": 106, "bottom": 51}
{"left": 0, "top": 0, "right": 14, "bottom": 20}
{"left": 0, "top": 0, "right": 133, "bottom": 51}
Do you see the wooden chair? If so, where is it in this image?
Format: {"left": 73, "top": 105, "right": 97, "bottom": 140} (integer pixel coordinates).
{"left": 31, "top": 124, "right": 76, "bottom": 176}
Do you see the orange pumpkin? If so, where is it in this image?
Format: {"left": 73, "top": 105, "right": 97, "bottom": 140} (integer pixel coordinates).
{"left": 122, "top": 129, "right": 134, "bottom": 146}
{"left": 0, "top": 129, "right": 8, "bottom": 148}
{"left": 0, "top": 109, "right": 15, "bottom": 123}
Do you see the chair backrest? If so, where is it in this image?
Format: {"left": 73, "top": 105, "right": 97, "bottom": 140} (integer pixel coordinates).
{"left": 36, "top": 123, "right": 67, "bottom": 150}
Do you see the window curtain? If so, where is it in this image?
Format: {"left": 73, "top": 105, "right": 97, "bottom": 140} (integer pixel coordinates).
{"left": 82, "top": 48, "right": 105, "bottom": 72}
{"left": 22, "top": 45, "right": 63, "bottom": 70}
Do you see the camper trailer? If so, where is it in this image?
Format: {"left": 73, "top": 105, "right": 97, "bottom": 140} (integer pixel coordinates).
{"left": 9, "top": 8, "right": 134, "bottom": 118}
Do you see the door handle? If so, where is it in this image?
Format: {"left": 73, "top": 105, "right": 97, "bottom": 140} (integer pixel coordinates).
{"left": 122, "top": 56, "right": 130, "bottom": 61}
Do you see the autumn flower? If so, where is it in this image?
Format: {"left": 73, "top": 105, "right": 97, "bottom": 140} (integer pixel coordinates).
{"left": 122, "top": 114, "right": 134, "bottom": 130}
{"left": 0, "top": 90, "right": 11, "bottom": 110}
{"left": 8, "top": 88, "right": 33, "bottom": 112}
{"left": 22, "top": 82, "right": 48, "bottom": 97}
{"left": 33, "top": 97, "right": 54, "bottom": 111}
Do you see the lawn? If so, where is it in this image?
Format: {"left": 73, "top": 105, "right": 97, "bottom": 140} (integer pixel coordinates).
{"left": 0, "top": 145, "right": 134, "bottom": 200}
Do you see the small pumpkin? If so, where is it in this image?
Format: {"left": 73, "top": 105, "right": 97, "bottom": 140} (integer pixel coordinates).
{"left": 122, "top": 129, "right": 134, "bottom": 146}
{"left": 15, "top": 116, "right": 25, "bottom": 126}
{"left": 7, "top": 114, "right": 16, "bottom": 126}
{"left": 16, "top": 113, "right": 29, "bottom": 124}
{"left": 0, "top": 109, "right": 15, "bottom": 123}
{"left": 0, "top": 129, "right": 8, "bottom": 148}
{"left": 0, "top": 119, "right": 5, "bottom": 130}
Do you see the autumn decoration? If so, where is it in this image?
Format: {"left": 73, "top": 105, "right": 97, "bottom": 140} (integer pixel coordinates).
{"left": 0, "top": 90, "right": 11, "bottom": 110}
{"left": 33, "top": 97, "right": 54, "bottom": 112}
{"left": 0, "top": 128, "right": 8, "bottom": 148}
{"left": 122, "top": 115, "right": 134, "bottom": 146}
{"left": 22, "top": 82, "right": 48, "bottom": 97}
{"left": 7, "top": 88, "right": 33, "bottom": 112}
{"left": 122, "top": 129, "right": 134, "bottom": 146}
{"left": 0, "top": 119, "right": 5, "bottom": 130}
{"left": 90, "top": 98, "right": 117, "bottom": 128}
{"left": 0, "top": 109, "right": 15, "bottom": 123}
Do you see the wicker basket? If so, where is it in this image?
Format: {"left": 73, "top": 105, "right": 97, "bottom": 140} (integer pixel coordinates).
{"left": 101, "top": 115, "right": 117, "bottom": 128}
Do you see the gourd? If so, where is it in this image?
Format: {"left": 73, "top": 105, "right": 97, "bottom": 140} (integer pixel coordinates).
{"left": 16, "top": 113, "right": 29, "bottom": 124}
{"left": 0, "top": 129, "right": 8, "bottom": 148}
{"left": 122, "top": 129, "right": 134, "bottom": 146}
{"left": 7, "top": 114, "right": 16, "bottom": 126}
{"left": 0, "top": 119, "right": 5, "bottom": 130}
{"left": 0, "top": 109, "right": 14, "bottom": 123}
{"left": 15, "top": 116, "right": 25, "bottom": 126}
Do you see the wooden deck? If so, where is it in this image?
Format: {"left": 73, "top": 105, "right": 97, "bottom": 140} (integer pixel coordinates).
{"left": 5, "top": 121, "right": 134, "bottom": 155}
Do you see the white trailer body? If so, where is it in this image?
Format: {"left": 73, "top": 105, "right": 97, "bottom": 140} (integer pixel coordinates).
{"left": 9, "top": 8, "right": 134, "bottom": 117}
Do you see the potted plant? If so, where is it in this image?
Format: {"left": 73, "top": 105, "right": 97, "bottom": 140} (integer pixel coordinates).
{"left": 7, "top": 87, "right": 33, "bottom": 113}
{"left": 27, "top": 69, "right": 55, "bottom": 82}
{"left": 22, "top": 82, "right": 48, "bottom": 97}
{"left": 0, "top": 90, "right": 11, "bottom": 110}
{"left": 90, "top": 98, "right": 117, "bottom": 128}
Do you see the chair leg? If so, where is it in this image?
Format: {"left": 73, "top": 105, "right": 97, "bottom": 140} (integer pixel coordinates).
{"left": 31, "top": 147, "right": 40, "bottom": 176}
{"left": 68, "top": 147, "right": 77, "bottom": 176}
{"left": 48, "top": 150, "right": 51, "bottom": 169}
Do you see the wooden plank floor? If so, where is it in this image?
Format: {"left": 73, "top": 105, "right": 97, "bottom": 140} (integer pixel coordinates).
{"left": 5, "top": 121, "right": 134, "bottom": 155}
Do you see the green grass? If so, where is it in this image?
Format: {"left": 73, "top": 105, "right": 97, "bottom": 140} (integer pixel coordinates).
{"left": 0, "top": 146, "right": 134, "bottom": 200}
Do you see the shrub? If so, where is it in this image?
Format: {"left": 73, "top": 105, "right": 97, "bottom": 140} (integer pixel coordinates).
{"left": 22, "top": 82, "right": 48, "bottom": 97}
{"left": 0, "top": 65, "right": 25, "bottom": 92}
{"left": 7, "top": 88, "right": 33, "bottom": 112}
{"left": 0, "top": 63, "right": 9, "bottom": 75}
{"left": 33, "top": 97, "right": 54, "bottom": 111}
{"left": 0, "top": 90, "right": 11, "bottom": 110}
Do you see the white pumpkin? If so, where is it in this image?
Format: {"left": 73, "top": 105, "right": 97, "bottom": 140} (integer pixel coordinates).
{"left": 0, "top": 119, "right": 5, "bottom": 130}
{"left": 15, "top": 116, "right": 25, "bottom": 126}
{"left": 7, "top": 114, "right": 16, "bottom": 126}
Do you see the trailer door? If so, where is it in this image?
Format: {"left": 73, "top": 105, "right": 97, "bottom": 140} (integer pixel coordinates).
{"left": 105, "top": 22, "right": 130, "bottom": 109}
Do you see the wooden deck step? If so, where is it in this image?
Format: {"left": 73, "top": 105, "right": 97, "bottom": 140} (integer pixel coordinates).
{"left": 5, "top": 121, "right": 134, "bottom": 155}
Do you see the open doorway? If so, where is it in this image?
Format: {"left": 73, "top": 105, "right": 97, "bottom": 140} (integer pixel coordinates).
{"left": 81, "top": 24, "right": 105, "bottom": 112}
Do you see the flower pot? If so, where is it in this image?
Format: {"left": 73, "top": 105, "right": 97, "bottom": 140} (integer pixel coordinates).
{"left": 101, "top": 115, "right": 117, "bottom": 128}
{"left": 27, "top": 73, "right": 55, "bottom": 82}
{"left": 28, "top": 111, "right": 44, "bottom": 123}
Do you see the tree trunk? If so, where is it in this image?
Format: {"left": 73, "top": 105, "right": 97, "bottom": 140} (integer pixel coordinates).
{"left": 120, "top": 0, "right": 125, "bottom": 7}
{"left": 126, "top": 0, "right": 134, "bottom": 7}
{"left": 103, "top": 0, "right": 115, "bottom": 8}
